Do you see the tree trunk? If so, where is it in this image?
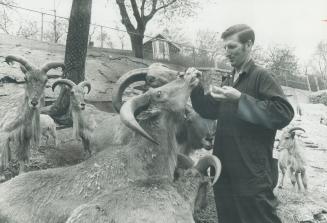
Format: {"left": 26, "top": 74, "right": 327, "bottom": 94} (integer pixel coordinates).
{"left": 130, "top": 33, "right": 144, "bottom": 58}
{"left": 42, "top": 0, "right": 93, "bottom": 126}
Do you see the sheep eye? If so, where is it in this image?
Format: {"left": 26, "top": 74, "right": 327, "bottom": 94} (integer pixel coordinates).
{"left": 156, "top": 91, "right": 161, "bottom": 97}
{"left": 70, "top": 91, "right": 74, "bottom": 95}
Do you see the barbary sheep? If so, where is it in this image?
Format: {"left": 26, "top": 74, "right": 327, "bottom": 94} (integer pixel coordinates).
{"left": 0, "top": 55, "right": 64, "bottom": 174}
{"left": 0, "top": 69, "right": 221, "bottom": 223}
{"left": 111, "top": 63, "right": 217, "bottom": 155}
{"left": 51, "top": 79, "right": 96, "bottom": 157}
{"left": 40, "top": 114, "right": 57, "bottom": 146}
{"left": 277, "top": 127, "right": 307, "bottom": 192}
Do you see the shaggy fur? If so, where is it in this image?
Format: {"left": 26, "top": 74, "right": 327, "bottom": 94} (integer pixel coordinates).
{"left": 277, "top": 129, "right": 308, "bottom": 192}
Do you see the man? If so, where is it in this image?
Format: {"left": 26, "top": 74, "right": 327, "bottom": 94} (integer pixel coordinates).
{"left": 189, "top": 24, "right": 294, "bottom": 223}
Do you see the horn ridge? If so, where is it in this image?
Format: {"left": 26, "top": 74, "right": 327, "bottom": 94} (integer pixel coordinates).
{"left": 52, "top": 79, "right": 76, "bottom": 92}
{"left": 112, "top": 68, "right": 148, "bottom": 113}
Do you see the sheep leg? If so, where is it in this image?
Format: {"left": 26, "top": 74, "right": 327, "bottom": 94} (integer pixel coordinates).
{"left": 81, "top": 137, "right": 91, "bottom": 159}
{"left": 278, "top": 164, "right": 286, "bottom": 189}
{"left": 52, "top": 130, "right": 58, "bottom": 146}
{"left": 18, "top": 160, "right": 26, "bottom": 174}
{"left": 295, "top": 172, "right": 303, "bottom": 191}
{"left": 289, "top": 168, "right": 297, "bottom": 189}
{"left": 301, "top": 170, "right": 308, "bottom": 191}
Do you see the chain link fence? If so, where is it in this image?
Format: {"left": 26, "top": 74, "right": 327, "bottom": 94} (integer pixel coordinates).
{"left": 1, "top": 2, "right": 327, "bottom": 92}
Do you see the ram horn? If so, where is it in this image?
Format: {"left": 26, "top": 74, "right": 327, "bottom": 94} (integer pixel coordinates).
{"left": 41, "top": 62, "right": 65, "bottom": 74}
{"left": 112, "top": 68, "right": 148, "bottom": 113}
{"left": 78, "top": 81, "right": 91, "bottom": 94}
{"left": 5, "top": 55, "right": 36, "bottom": 72}
{"left": 288, "top": 127, "right": 305, "bottom": 133}
{"left": 195, "top": 155, "right": 222, "bottom": 185}
{"left": 120, "top": 93, "right": 158, "bottom": 145}
{"left": 52, "top": 79, "right": 76, "bottom": 91}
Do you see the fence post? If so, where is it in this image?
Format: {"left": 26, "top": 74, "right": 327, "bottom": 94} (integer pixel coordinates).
{"left": 192, "top": 47, "right": 196, "bottom": 66}
{"left": 41, "top": 12, "right": 44, "bottom": 41}
{"left": 100, "top": 25, "right": 103, "bottom": 48}
{"left": 306, "top": 75, "right": 312, "bottom": 92}
{"left": 314, "top": 76, "right": 320, "bottom": 91}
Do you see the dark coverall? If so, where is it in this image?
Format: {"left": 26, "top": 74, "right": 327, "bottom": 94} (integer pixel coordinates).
{"left": 190, "top": 60, "right": 294, "bottom": 223}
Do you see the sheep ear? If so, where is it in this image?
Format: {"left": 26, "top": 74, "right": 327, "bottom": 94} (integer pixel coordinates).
{"left": 20, "top": 65, "right": 28, "bottom": 74}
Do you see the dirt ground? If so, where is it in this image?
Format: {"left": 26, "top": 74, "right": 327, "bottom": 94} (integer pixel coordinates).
{"left": 1, "top": 34, "right": 327, "bottom": 222}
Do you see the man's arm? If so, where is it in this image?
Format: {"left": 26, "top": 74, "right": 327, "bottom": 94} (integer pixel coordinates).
{"left": 190, "top": 85, "right": 220, "bottom": 120}
{"left": 236, "top": 71, "right": 294, "bottom": 130}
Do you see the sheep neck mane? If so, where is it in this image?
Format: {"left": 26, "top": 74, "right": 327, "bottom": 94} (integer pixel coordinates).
{"left": 5, "top": 94, "right": 41, "bottom": 146}
{"left": 126, "top": 108, "right": 183, "bottom": 181}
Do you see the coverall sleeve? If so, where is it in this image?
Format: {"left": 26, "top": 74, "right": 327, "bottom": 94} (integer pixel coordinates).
{"left": 190, "top": 85, "right": 220, "bottom": 120}
{"left": 236, "top": 71, "right": 294, "bottom": 130}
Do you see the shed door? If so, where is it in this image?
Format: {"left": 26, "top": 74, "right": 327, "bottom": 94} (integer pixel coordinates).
{"left": 152, "top": 40, "right": 170, "bottom": 60}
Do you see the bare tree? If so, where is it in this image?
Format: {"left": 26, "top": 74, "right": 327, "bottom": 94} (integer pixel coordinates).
{"left": 266, "top": 45, "right": 299, "bottom": 76}
{"left": 16, "top": 21, "right": 39, "bottom": 39}
{"left": 115, "top": 24, "right": 126, "bottom": 49}
{"left": 114, "top": 0, "right": 200, "bottom": 58}
{"left": 43, "top": 18, "right": 68, "bottom": 44}
{"left": 310, "top": 40, "right": 327, "bottom": 77}
{"left": 0, "top": 0, "right": 16, "bottom": 34}
{"left": 88, "top": 25, "right": 97, "bottom": 44}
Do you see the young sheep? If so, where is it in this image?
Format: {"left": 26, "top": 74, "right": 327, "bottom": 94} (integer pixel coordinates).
{"left": 0, "top": 55, "right": 64, "bottom": 174}
{"left": 277, "top": 127, "right": 307, "bottom": 192}
{"left": 40, "top": 114, "right": 57, "bottom": 146}
{"left": 51, "top": 79, "right": 96, "bottom": 157}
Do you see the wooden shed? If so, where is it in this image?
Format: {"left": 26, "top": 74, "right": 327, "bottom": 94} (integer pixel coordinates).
{"left": 143, "top": 34, "right": 181, "bottom": 61}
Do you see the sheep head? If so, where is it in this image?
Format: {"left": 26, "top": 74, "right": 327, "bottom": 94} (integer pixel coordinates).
{"left": 174, "top": 153, "right": 222, "bottom": 211}
{"left": 277, "top": 127, "right": 305, "bottom": 151}
{"left": 120, "top": 70, "right": 199, "bottom": 144}
{"left": 52, "top": 79, "right": 91, "bottom": 111}
{"left": 112, "top": 63, "right": 181, "bottom": 112}
{"left": 5, "top": 55, "right": 65, "bottom": 109}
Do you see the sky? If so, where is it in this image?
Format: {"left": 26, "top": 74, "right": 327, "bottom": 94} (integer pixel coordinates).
{"left": 11, "top": 0, "right": 327, "bottom": 64}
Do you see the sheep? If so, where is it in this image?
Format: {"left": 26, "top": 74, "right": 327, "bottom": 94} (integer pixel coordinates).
{"left": 51, "top": 79, "right": 96, "bottom": 157}
{"left": 40, "top": 114, "right": 57, "bottom": 146}
{"left": 111, "top": 63, "right": 217, "bottom": 155}
{"left": 0, "top": 68, "right": 221, "bottom": 223}
{"left": 0, "top": 55, "right": 64, "bottom": 174}
{"left": 277, "top": 126, "right": 307, "bottom": 192}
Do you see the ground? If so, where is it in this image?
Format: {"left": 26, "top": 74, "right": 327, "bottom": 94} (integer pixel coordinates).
{"left": 1, "top": 34, "right": 327, "bottom": 222}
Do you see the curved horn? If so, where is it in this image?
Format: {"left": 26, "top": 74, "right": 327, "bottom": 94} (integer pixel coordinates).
{"left": 52, "top": 79, "right": 76, "bottom": 92}
{"left": 41, "top": 62, "right": 65, "bottom": 74}
{"left": 120, "top": 93, "right": 158, "bottom": 145}
{"left": 288, "top": 127, "right": 305, "bottom": 133}
{"left": 195, "top": 155, "right": 222, "bottom": 185}
{"left": 5, "top": 55, "right": 36, "bottom": 72}
{"left": 78, "top": 81, "right": 91, "bottom": 94}
{"left": 112, "top": 68, "right": 148, "bottom": 113}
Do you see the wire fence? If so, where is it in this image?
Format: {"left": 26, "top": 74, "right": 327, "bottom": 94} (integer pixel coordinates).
{"left": 0, "top": 2, "right": 326, "bottom": 92}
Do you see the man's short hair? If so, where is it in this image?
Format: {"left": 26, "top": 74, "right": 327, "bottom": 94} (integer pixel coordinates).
{"left": 221, "top": 24, "right": 255, "bottom": 44}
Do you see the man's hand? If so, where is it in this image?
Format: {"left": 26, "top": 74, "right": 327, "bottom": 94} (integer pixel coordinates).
{"left": 210, "top": 86, "right": 241, "bottom": 101}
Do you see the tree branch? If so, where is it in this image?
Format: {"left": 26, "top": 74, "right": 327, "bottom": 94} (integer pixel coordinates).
{"left": 130, "top": 0, "right": 142, "bottom": 25}
{"left": 116, "top": 0, "right": 136, "bottom": 33}
{"left": 140, "top": 0, "right": 146, "bottom": 18}
{"left": 144, "top": 0, "right": 177, "bottom": 24}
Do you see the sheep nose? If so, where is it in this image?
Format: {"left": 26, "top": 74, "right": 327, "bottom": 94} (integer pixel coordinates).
{"left": 31, "top": 100, "right": 38, "bottom": 107}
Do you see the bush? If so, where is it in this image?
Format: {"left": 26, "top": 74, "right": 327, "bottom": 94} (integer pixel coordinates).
{"left": 309, "top": 90, "right": 327, "bottom": 106}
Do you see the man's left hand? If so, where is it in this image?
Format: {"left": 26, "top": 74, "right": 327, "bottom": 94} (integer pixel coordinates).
{"left": 210, "top": 86, "right": 241, "bottom": 101}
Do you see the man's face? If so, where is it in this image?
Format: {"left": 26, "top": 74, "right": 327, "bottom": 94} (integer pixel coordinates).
{"left": 223, "top": 34, "right": 251, "bottom": 69}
